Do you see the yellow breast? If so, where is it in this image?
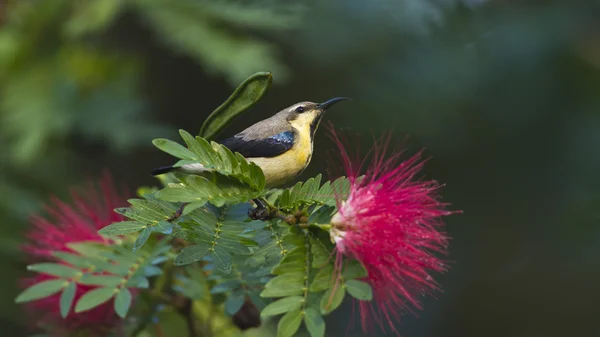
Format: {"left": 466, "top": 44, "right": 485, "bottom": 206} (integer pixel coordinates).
{"left": 249, "top": 119, "right": 314, "bottom": 188}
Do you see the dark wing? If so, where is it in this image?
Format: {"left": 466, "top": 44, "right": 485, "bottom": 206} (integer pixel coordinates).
{"left": 220, "top": 131, "right": 294, "bottom": 158}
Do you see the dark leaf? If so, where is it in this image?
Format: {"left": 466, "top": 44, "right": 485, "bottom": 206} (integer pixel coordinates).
{"left": 225, "top": 292, "right": 246, "bottom": 316}
{"left": 199, "top": 72, "right": 272, "bottom": 140}
{"left": 174, "top": 244, "right": 211, "bottom": 266}
{"left": 210, "top": 280, "right": 242, "bottom": 294}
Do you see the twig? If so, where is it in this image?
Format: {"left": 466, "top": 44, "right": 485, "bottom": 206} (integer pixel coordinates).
{"left": 167, "top": 203, "right": 188, "bottom": 222}
{"left": 179, "top": 298, "right": 200, "bottom": 337}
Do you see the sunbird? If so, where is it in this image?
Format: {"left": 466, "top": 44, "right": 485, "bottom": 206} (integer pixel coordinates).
{"left": 152, "top": 97, "right": 350, "bottom": 187}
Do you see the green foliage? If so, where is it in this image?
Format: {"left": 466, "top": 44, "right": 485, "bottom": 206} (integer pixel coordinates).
{"left": 133, "top": 0, "right": 301, "bottom": 84}
{"left": 152, "top": 130, "right": 266, "bottom": 207}
{"left": 16, "top": 238, "right": 172, "bottom": 318}
{"left": 261, "top": 296, "right": 304, "bottom": 317}
{"left": 15, "top": 279, "right": 66, "bottom": 303}
{"left": 173, "top": 267, "right": 208, "bottom": 300}
{"left": 303, "top": 308, "right": 325, "bottom": 337}
{"left": 257, "top": 222, "right": 355, "bottom": 337}
{"left": 172, "top": 204, "right": 253, "bottom": 269}
{"left": 12, "top": 70, "right": 368, "bottom": 337}
{"left": 277, "top": 309, "right": 303, "bottom": 337}
{"left": 320, "top": 286, "right": 345, "bottom": 315}
{"left": 114, "top": 288, "right": 133, "bottom": 318}
{"left": 274, "top": 174, "right": 352, "bottom": 211}
{"left": 200, "top": 72, "right": 273, "bottom": 140}
{"left": 75, "top": 287, "right": 116, "bottom": 313}
{"left": 0, "top": 0, "right": 305, "bottom": 290}
{"left": 345, "top": 280, "right": 373, "bottom": 301}
{"left": 90, "top": 168, "right": 363, "bottom": 336}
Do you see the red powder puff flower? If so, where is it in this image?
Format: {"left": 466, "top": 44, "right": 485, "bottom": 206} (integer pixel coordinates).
{"left": 327, "top": 128, "right": 456, "bottom": 334}
{"left": 20, "top": 172, "right": 130, "bottom": 336}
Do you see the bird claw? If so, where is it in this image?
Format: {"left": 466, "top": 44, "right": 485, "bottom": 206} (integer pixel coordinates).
{"left": 248, "top": 206, "right": 271, "bottom": 221}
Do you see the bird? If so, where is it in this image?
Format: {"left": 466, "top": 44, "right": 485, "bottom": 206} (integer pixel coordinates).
{"left": 151, "top": 97, "right": 350, "bottom": 189}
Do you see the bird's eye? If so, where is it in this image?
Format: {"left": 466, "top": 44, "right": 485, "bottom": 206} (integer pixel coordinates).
{"left": 295, "top": 106, "right": 305, "bottom": 113}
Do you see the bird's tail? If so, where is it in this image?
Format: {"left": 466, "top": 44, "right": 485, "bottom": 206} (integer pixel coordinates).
{"left": 151, "top": 165, "right": 175, "bottom": 176}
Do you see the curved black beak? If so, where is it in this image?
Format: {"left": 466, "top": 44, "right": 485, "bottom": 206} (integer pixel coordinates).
{"left": 316, "top": 97, "right": 351, "bottom": 110}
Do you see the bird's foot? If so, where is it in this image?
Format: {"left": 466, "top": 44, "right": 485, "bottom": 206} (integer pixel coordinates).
{"left": 248, "top": 198, "right": 273, "bottom": 221}
{"left": 248, "top": 206, "right": 272, "bottom": 220}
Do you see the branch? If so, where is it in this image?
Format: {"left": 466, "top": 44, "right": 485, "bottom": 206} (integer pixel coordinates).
{"left": 179, "top": 298, "right": 200, "bottom": 337}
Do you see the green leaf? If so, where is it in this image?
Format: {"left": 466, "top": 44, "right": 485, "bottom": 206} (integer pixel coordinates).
{"left": 64, "top": 0, "right": 122, "bottom": 38}
{"left": 210, "top": 246, "right": 233, "bottom": 271}
{"left": 127, "top": 276, "right": 150, "bottom": 289}
{"left": 60, "top": 282, "right": 76, "bottom": 318}
{"left": 152, "top": 138, "right": 196, "bottom": 160}
{"left": 272, "top": 247, "right": 306, "bottom": 275}
{"left": 158, "top": 174, "right": 260, "bottom": 206}
{"left": 309, "top": 237, "right": 332, "bottom": 268}
{"left": 67, "top": 242, "right": 109, "bottom": 257}
{"left": 345, "top": 280, "right": 373, "bottom": 301}
{"left": 156, "top": 184, "right": 200, "bottom": 203}
{"left": 199, "top": 72, "right": 272, "bottom": 140}
{"left": 342, "top": 260, "right": 368, "bottom": 280}
{"left": 224, "top": 293, "right": 245, "bottom": 316}
{"left": 155, "top": 221, "right": 173, "bottom": 235}
{"left": 143, "top": 266, "right": 163, "bottom": 277}
{"left": 153, "top": 132, "right": 266, "bottom": 193}
{"left": 114, "top": 288, "right": 132, "bottom": 318}
{"left": 210, "top": 280, "right": 242, "bottom": 294}
{"left": 99, "top": 221, "right": 147, "bottom": 236}
{"left": 319, "top": 286, "right": 345, "bottom": 315}
{"left": 27, "top": 263, "right": 79, "bottom": 278}
{"left": 277, "top": 309, "right": 302, "bottom": 337}
{"left": 75, "top": 287, "right": 116, "bottom": 313}
{"left": 53, "top": 252, "right": 92, "bottom": 269}
{"left": 303, "top": 308, "right": 325, "bottom": 337}
{"left": 261, "top": 273, "right": 305, "bottom": 297}
{"left": 78, "top": 275, "right": 123, "bottom": 287}
{"left": 260, "top": 296, "right": 304, "bottom": 318}
{"left": 15, "top": 279, "right": 66, "bottom": 303}
{"left": 309, "top": 265, "right": 334, "bottom": 293}
{"left": 276, "top": 175, "right": 352, "bottom": 209}
{"left": 133, "top": 226, "right": 152, "bottom": 252}
{"left": 174, "top": 244, "right": 211, "bottom": 266}
{"left": 307, "top": 205, "right": 335, "bottom": 225}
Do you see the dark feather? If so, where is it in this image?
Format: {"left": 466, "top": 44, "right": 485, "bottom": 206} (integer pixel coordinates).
{"left": 220, "top": 131, "right": 294, "bottom": 158}
{"left": 151, "top": 165, "right": 175, "bottom": 176}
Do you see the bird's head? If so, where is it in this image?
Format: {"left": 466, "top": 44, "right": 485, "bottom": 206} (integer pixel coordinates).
{"left": 282, "top": 97, "right": 351, "bottom": 139}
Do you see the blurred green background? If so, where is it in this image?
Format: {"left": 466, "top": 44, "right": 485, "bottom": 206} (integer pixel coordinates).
{"left": 2, "top": 0, "right": 600, "bottom": 336}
